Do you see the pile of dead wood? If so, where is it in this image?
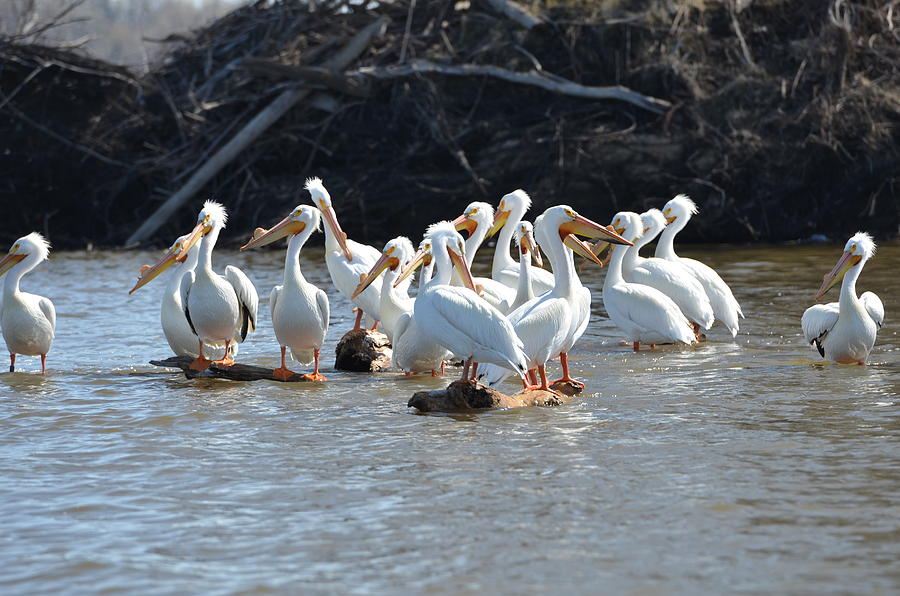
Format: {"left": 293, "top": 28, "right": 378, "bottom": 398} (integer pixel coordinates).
{"left": 0, "top": 0, "right": 897, "bottom": 248}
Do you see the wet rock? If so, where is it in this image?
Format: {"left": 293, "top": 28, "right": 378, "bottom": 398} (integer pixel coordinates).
{"left": 334, "top": 328, "right": 392, "bottom": 372}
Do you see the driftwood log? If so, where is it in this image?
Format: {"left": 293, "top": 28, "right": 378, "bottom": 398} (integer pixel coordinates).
{"left": 334, "top": 328, "right": 392, "bottom": 372}
{"left": 409, "top": 379, "right": 583, "bottom": 413}
{"left": 149, "top": 355, "right": 310, "bottom": 382}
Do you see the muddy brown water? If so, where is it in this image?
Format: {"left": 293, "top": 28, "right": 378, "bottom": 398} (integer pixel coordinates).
{"left": 1, "top": 243, "right": 897, "bottom": 593}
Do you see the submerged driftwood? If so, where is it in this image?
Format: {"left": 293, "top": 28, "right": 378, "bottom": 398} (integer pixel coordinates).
{"left": 149, "top": 355, "right": 310, "bottom": 382}
{"left": 334, "top": 328, "right": 392, "bottom": 372}
{"left": 409, "top": 379, "right": 583, "bottom": 413}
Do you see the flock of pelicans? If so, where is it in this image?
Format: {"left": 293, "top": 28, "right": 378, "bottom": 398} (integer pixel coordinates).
{"left": 0, "top": 179, "right": 886, "bottom": 389}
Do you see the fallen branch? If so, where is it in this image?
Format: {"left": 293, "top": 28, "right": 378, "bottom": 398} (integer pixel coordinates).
{"left": 125, "top": 15, "right": 391, "bottom": 247}
{"left": 234, "top": 58, "right": 371, "bottom": 97}
{"left": 355, "top": 59, "right": 671, "bottom": 114}
{"left": 150, "top": 355, "right": 311, "bottom": 382}
{"left": 481, "top": 0, "right": 544, "bottom": 30}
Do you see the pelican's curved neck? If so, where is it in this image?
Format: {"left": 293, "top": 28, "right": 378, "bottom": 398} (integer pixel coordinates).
{"left": 198, "top": 225, "right": 221, "bottom": 275}
{"left": 2, "top": 254, "right": 39, "bottom": 298}
{"left": 420, "top": 261, "right": 434, "bottom": 287}
{"left": 428, "top": 245, "right": 453, "bottom": 288}
{"left": 634, "top": 228, "right": 657, "bottom": 258}
{"left": 284, "top": 230, "right": 313, "bottom": 286}
{"left": 493, "top": 208, "right": 525, "bottom": 277}
{"left": 623, "top": 242, "right": 641, "bottom": 273}
{"left": 840, "top": 261, "right": 864, "bottom": 309}
{"left": 516, "top": 248, "right": 532, "bottom": 299}
{"left": 381, "top": 264, "right": 408, "bottom": 307}
{"left": 465, "top": 223, "right": 489, "bottom": 268}
{"left": 656, "top": 217, "right": 687, "bottom": 260}
{"left": 541, "top": 234, "right": 575, "bottom": 296}
{"left": 167, "top": 245, "right": 199, "bottom": 294}
{"left": 604, "top": 245, "right": 627, "bottom": 288}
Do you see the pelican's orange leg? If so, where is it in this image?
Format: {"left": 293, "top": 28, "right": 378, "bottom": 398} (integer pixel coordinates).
{"left": 213, "top": 340, "right": 235, "bottom": 367}
{"left": 40, "top": 354, "right": 47, "bottom": 375}
{"left": 470, "top": 361, "right": 479, "bottom": 381}
{"left": 633, "top": 341, "right": 640, "bottom": 352}
{"left": 352, "top": 308, "right": 364, "bottom": 331}
{"left": 551, "top": 352, "right": 585, "bottom": 389}
{"left": 9, "top": 353, "right": 15, "bottom": 373}
{"left": 189, "top": 340, "right": 212, "bottom": 371}
{"left": 441, "top": 361, "right": 446, "bottom": 375}
{"left": 302, "top": 348, "right": 327, "bottom": 382}
{"left": 522, "top": 365, "right": 550, "bottom": 391}
{"left": 461, "top": 356, "right": 472, "bottom": 380}
{"left": 370, "top": 320, "right": 379, "bottom": 331}
{"left": 527, "top": 369, "right": 538, "bottom": 386}
{"left": 273, "top": 346, "right": 296, "bottom": 381}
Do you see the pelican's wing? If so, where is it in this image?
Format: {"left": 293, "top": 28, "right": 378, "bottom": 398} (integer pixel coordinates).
{"left": 269, "top": 285, "right": 282, "bottom": 324}
{"left": 861, "top": 292, "right": 884, "bottom": 329}
{"left": 315, "top": 287, "right": 330, "bottom": 337}
{"left": 612, "top": 283, "right": 695, "bottom": 344}
{"left": 38, "top": 297, "right": 56, "bottom": 336}
{"left": 801, "top": 302, "right": 839, "bottom": 357}
{"left": 225, "top": 265, "right": 259, "bottom": 341}
{"left": 419, "top": 286, "right": 526, "bottom": 373}
{"left": 179, "top": 270, "right": 197, "bottom": 336}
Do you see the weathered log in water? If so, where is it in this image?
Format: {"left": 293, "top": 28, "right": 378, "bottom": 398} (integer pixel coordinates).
{"left": 333, "top": 329, "right": 392, "bottom": 372}
{"left": 149, "top": 356, "right": 310, "bottom": 382}
{"left": 409, "top": 379, "right": 583, "bottom": 413}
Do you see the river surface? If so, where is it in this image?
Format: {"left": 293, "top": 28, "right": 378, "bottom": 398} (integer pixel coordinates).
{"left": 0, "top": 242, "right": 897, "bottom": 594}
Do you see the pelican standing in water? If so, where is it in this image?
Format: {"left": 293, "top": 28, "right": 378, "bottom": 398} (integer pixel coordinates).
{"left": 488, "top": 190, "right": 555, "bottom": 295}
{"left": 177, "top": 201, "right": 258, "bottom": 370}
{"left": 129, "top": 234, "right": 232, "bottom": 360}
{"left": 655, "top": 195, "right": 744, "bottom": 337}
{"left": 396, "top": 222, "right": 528, "bottom": 381}
{"left": 388, "top": 238, "right": 452, "bottom": 375}
{"left": 481, "top": 207, "right": 631, "bottom": 389}
{"left": 605, "top": 212, "right": 696, "bottom": 350}
{"left": 350, "top": 236, "right": 415, "bottom": 342}
{"left": 0, "top": 233, "right": 55, "bottom": 373}
{"left": 452, "top": 202, "right": 517, "bottom": 313}
{"left": 305, "top": 177, "right": 394, "bottom": 330}
{"left": 802, "top": 233, "right": 884, "bottom": 364}
{"left": 241, "top": 205, "right": 329, "bottom": 381}
{"left": 615, "top": 209, "right": 714, "bottom": 339}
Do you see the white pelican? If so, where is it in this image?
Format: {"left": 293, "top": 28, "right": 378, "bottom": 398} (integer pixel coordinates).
{"left": 389, "top": 238, "right": 452, "bottom": 375}
{"left": 488, "top": 190, "right": 555, "bottom": 295}
{"left": 615, "top": 209, "right": 714, "bottom": 338}
{"left": 480, "top": 207, "right": 630, "bottom": 389}
{"left": 0, "top": 233, "right": 55, "bottom": 374}
{"left": 176, "top": 201, "right": 259, "bottom": 370}
{"left": 240, "top": 205, "right": 329, "bottom": 381}
{"left": 801, "top": 232, "right": 884, "bottom": 364}
{"left": 396, "top": 222, "right": 528, "bottom": 381}
{"left": 129, "top": 234, "right": 232, "bottom": 360}
{"left": 655, "top": 195, "right": 744, "bottom": 337}
{"left": 452, "top": 202, "right": 518, "bottom": 312}
{"left": 305, "top": 177, "right": 396, "bottom": 330}
{"left": 605, "top": 212, "right": 695, "bottom": 350}
{"left": 350, "top": 236, "right": 415, "bottom": 342}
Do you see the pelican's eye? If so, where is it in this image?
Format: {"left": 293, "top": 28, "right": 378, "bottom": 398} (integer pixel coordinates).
{"left": 565, "top": 208, "right": 576, "bottom": 218}
{"left": 12, "top": 243, "right": 19, "bottom": 253}
{"left": 468, "top": 207, "right": 478, "bottom": 217}
{"left": 386, "top": 246, "right": 395, "bottom": 255}
{"left": 664, "top": 208, "right": 671, "bottom": 216}
{"left": 498, "top": 201, "right": 505, "bottom": 211}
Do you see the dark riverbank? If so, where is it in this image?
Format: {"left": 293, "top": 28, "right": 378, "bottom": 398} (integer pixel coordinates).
{"left": 1, "top": 0, "right": 897, "bottom": 248}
